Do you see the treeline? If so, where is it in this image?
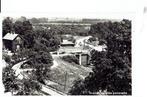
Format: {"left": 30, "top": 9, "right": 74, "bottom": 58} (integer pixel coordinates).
{"left": 69, "top": 19, "right": 132, "bottom": 95}
{"left": 49, "top": 25, "right": 90, "bottom": 36}
{"left": 29, "top": 17, "right": 113, "bottom": 24}
{"left": 29, "top": 17, "right": 49, "bottom": 24}
{"left": 33, "top": 24, "right": 90, "bottom": 36}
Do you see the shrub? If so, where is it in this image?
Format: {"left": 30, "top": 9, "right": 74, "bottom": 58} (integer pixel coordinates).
{"left": 3, "top": 54, "right": 11, "bottom": 64}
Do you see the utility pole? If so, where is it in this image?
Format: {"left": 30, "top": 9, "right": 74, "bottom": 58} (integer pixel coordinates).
{"left": 83, "top": 39, "right": 85, "bottom": 50}
{"left": 64, "top": 71, "right": 67, "bottom": 91}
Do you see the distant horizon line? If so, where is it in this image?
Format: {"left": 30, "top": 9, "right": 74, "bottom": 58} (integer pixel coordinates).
{"left": 3, "top": 16, "right": 123, "bottom": 22}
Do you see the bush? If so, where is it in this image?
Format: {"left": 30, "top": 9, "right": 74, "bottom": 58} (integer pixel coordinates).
{"left": 3, "top": 54, "right": 11, "bottom": 64}
{"left": 2, "top": 66, "right": 18, "bottom": 92}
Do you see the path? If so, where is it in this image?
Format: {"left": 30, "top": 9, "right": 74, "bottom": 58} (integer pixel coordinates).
{"left": 11, "top": 60, "right": 66, "bottom": 95}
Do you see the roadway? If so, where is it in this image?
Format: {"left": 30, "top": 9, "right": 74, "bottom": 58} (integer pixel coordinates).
{"left": 11, "top": 60, "right": 66, "bottom": 95}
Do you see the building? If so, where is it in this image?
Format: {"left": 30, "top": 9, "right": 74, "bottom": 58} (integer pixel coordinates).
{"left": 61, "top": 39, "right": 75, "bottom": 46}
{"left": 61, "top": 34, "right": 75, "bottom": 47}
{"left": 3, "top": 33, "right": 24, "bottom": 52}
{"left": 75, "top": 53, "right": 90, "bottom": 66}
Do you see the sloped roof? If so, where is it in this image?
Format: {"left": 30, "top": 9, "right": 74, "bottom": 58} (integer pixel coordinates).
{"left": 3, "top": 33, "right": 19, "bottom": 40}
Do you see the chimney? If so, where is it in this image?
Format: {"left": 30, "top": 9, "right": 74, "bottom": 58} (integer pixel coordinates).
{"left": 11, "top": 31, "right": 15, "bottom": 34}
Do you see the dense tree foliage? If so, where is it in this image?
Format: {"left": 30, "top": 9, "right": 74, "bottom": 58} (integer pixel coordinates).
{"left": 16, "top": 79, "right": 41, "bottom": 95}
{"left": 69, "top": 19, "right": 131, "bottom": 95}
{"left": 2, "top": 17, "right": 13, "bottom": 37}
{"left": 28, "top": 29, "right": 60, "bottom": 83}
{"left": 3, "top": 17, "right": 61, "bottom": 94}
{"left": 2, "top": 66, "right": 18, "bottom": 93}
{"left": 14, "top": 20, "right": 34, "bottom": 48}
{"left": 13, "top": 27, "right": 60, "bottom": 83}
{"left": 14, "top": 20, "right": 32, "bottom": 33}
{"left": 3, "top": 66, "right": 42, "bottom": 95}
{"left": 36, "top": 24, "right": 90, "bottom": 36}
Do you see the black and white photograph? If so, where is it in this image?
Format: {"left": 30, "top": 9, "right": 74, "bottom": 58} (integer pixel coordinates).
{"left": 2, "top": 16, "right": 131, "bottom": 95}
{"left": 1, "top": 0, "right": 147, "bottom": 97}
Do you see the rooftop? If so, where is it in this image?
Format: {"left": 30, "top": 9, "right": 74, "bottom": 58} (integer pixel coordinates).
{"left": 3, "top": 33, "right": 19, "bottom": 40}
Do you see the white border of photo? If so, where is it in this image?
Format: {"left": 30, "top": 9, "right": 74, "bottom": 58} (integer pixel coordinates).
{"left": 0, "top": 0, "right": 146, "bottom": 97}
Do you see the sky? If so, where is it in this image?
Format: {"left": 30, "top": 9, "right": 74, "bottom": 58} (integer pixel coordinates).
{"left": 1, "top": 0, "right": 144, "bottom": 19}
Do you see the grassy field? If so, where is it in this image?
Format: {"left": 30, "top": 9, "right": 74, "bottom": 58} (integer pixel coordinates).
{"left": 46, "top": 56, "right": 92, "bottom": 94}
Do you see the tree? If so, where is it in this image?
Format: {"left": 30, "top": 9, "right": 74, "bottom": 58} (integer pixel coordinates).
{"left": 34, "top": 28, "right": 61, "bottom": 51}
{"left": 14, "top": 21, "right": 24, "bottom": 35}
{"left": 16, "top": 79, "right": 41, "bottom": 95}
{"left": 2, "top": 66, "right": 18, "bottom": 93}
{"left": 29, "top": 18, "right": 40, "bottom": 24}
{"left": 14, "top": 27, "right": 60, "bottom": 84}
{"left": 3, "top": 17, "right": 61, "bottom": 95}
{"left": 69, "top": 19, "right": 131, "bottom": 95}
{"left": 68, "top": 78, "right": 88, "bottom": 95}
{"left": 2, "top": 17, "right": 13, "bottom": 37}
{"left": 14, "top": 20, "right": 34, "bottom": 48}
{"left": 3, "top": 66, "right": 42, "bottom": 95}
{"left": 29, "top": 50, "right": 53, "bottom": 83}
{"left": 14, "top": 20, "right": 33, "bottom": 36}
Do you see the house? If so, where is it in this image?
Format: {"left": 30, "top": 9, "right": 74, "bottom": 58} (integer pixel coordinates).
{"left": 3, "top": 33, "right": 24, "bottom": 52}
